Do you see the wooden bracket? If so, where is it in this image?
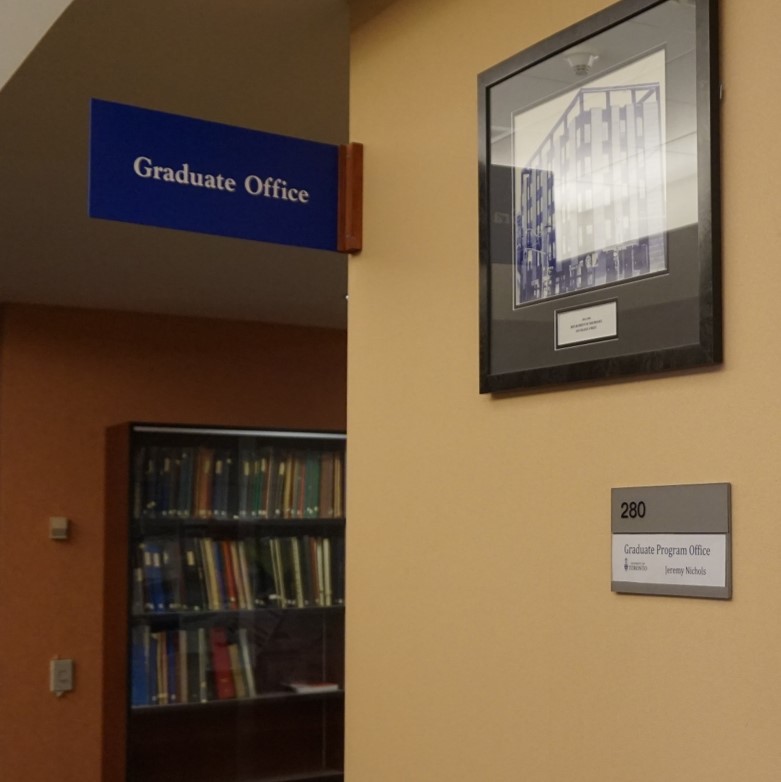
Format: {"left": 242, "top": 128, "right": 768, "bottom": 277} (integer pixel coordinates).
{"left": 337, "top": 142, "right": 363, "bottom": 253}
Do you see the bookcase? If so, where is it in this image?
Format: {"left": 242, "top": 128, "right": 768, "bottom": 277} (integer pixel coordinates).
{"left": 104, "top": 424, "right": 346, "bottom": 782}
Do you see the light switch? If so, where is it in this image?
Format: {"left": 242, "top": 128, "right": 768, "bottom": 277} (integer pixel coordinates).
{"left": 49, "top": 516, "right": 70, "bottom": 541}
{"left": 50, "top": 658, "right": 74, "bottom": 696}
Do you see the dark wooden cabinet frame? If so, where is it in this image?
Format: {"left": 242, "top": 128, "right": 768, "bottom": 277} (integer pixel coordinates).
{"left": 102, "top": 423, "right": 346, "bottom": 782}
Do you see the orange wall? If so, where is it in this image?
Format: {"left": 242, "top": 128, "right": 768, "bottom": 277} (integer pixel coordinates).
{"left": 0, "top": 303, "right": 346, "bottom": 782}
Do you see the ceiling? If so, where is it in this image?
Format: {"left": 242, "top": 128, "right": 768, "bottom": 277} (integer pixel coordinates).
{"left": 0, "top": 0, "right": 385, "bottom": 329}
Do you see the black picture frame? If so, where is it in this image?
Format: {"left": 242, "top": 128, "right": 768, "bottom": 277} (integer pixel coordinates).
{"left": 478, "top": 0, "right": 720, "bottom": 393}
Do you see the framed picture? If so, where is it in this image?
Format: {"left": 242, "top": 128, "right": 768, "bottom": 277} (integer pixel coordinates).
{"left": 478, "top": 0, "right": 720, "bottom": 393}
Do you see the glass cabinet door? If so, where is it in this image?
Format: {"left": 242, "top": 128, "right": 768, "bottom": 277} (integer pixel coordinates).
{"left": 119, "top": 425, "right": 346, "bottom": 782}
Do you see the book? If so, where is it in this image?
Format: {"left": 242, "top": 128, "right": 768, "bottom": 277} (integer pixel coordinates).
{"left": 209, "top": 627, "right": 236, "bottom": 700}
{"left": 197, "top": 627, "right": 208, "bottom": 703}
{"left": 319, "top": 452, "right": 334, "bottom": 518}
{"left": 252, "top": 537, "right": 277, "bottom": 606}
{"left": 182, "top": 539, "right": 205, "bottom": 610}
{"left": 195, "top": 447, "right": 215, "bottom": 518}
{"left": 184, "top": 629, "right": 199, "bottom": 704}
{"left": 270, "top": 537, "right": 287, "bottom": 606}
{"left": 212, "top": 450, "right": 233, "bottom": 519}
{"left": 131, "top": 563, "right": 145, "bottom": 615}
{"left": 161, "top": 540, "right": 182, "bottom": 610}
{"left": 159, "top": 450, "right": 174, "bottom": 517}
{"left": 153, "top": 631, "right": 167, "bottom": 705}
{"left": 130, "top": 625, "right": 150, "bottom": 706}
{"left": 199, "top": 538, "right": 220, "bottom": 610}
{"left": 238, "top": 627, "right": 256, "bottom": 698}
{"left": 290, "top": 537, "right": 306, "bottom": 608}
{"left": 141, "top": 542, "right": 166, "bottom": 612}
{"left": 235, "top": 540, "right": 253, "bottom": 610}
{"left": 142, "top": 447, "right": 160, "bottom": 516}
{"left": 258, "top": 449, "right": 272, "bottom": 517}
{"left": 132, "top": 448, "right": 146, "bottom": 519}
{"left": 221, "top": 540, "right": 239, "bottom": 610}
{"left": 291, "top": 452, "right": 306, "bottom": 518}
{"left": 302, "top": 536, "right": 317, "bottom": 606}
{"left": 333, "top": 536, "right": 346, "bottom": 605}
{"left": 176, "top": 447, "right": 195, "bottom": 517}
{"left": 178, "top": 629, "right": 188, "bottom": 704}
{"left": 166, "top": 630, "right": 178, "bottom": 704}
{"left": 323, "top": 537, "right": 333, "bottom": 607}
{"left": 333, "top": 452, "right": 344, "bottom": 517}
{"left": 149, "top": 632, "right": 159, "bottom": 705}
{"left": 211, "top": 539, "right": 228, "bottom": 609}
{"left": 272, "top": 457, "right": 287, "bottom": 518}
{"left": 228, "top": 643, "right": 246, "bottom": 698}
{"left": 315, "top": 538, "right": 326, "bottom": 607}
{"left": 304, "top": 452, "right": 321, "bottom": 518}
{"left": 237, "top": 448, "right": 252, "bottom": 519}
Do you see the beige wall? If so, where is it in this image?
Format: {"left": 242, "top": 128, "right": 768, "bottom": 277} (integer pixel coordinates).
{"left": 347, "top": 1, "right": 781, "bottom": 779}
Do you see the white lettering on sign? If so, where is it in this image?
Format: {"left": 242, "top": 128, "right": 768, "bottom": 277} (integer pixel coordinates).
{"left": 244, "top": 175, "right": 310, "bottom": 203}
{"left": 132, "top": 156, "right": 310, "bottom": 204}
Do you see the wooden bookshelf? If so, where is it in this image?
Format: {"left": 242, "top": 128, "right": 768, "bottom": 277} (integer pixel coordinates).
{"left": 104, "top": 424, "right": 346, "bottom": 782}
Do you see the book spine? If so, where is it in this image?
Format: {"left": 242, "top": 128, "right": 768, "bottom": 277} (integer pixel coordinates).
{"left": 221, "top": 540, "right": 239, "bottom": 610}
{"left": 316, "top": 539, "right": 326, "bottom": 607}
{"left": 333, "top": 536, "right": 346, "bottom": 605}
{"left": 199, "top": 538, "right": 219, "bottom": 610}
{"left": 323, "top": 537, "right": 333, "bottom": 607}
{"left": 149, "top": 633, "right": 159, "bottom": 705}
{"left": 231, "top": 541, "right": 249, "bottom": 610}
{"left": 301, "top": 535, "right": 315, "bottom": 606}
{"left": 195, "top": 447, "right": 215, "bottom": 519}
{"left": 319, "top": 452, "right": 334, "bottom": 518}
{"left": 186, "top": 629, "right": 200, "bottom": 703}
{"left": 238, "top": 450, "right": 251, "bottom": 520}
{"left": 143, "top": 543, "right": 165, "bottom": 612}
{"left": 197, "top": 627, "right": 208, "bottom": 703}
{"left": 290, "top": 537, "right": 305, "bottom": 608}
{"left": 143, "top": 447, "right": 159, "bottom": 517}
{"left": 333, "top": 452, "right": 344, "bottom": 517}
{"left": 166, "top": 631, "right": 178, "bottom": 704}
{"left": 211, "top": 539, "right": 228, "bottom": 609}
{"left": 255, "top": 537, "right": 276, "bottom": 607}
{"left": 178, "top": 629, "right": 188, "bottom": 705}
{"left": 209, "top": 627, "right": 236, "bottom": 700}
{"left": 228, "top": 643, "right": 246, "bottom": 699}
{"left": 154, "top": 632, "right": 166, "bottom": 705}
{"left": 260, "top": 450, "right": 274, "bottom": 518}
{"left": 238, "top": 627, "right": 256, "bottom": 698}
{"left": 178, "top": 447, "right": 195, "bottom": 517}
{"left": 131, "top": 560, "right": 145, "bottom": 615}
{"left": 132, "top": 448, "right": 145, "bottom": 519}
{"left": 130, "top": 625, "right": 150, "bottom": 706}
{"left": 159, "top": 450, "right": 173, "bottom": 517}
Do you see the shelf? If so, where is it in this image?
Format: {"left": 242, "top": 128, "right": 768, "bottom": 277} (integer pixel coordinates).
{"left": 132, "top": 688, "right": 344, "bottom": 714}
{"left": 249, "top": 772, "right": 342, "bottom": 782}
{"left": 133, "top": 516, "right": 345, "bottom": 537}
{"left": 132, "top": 605, "right": 345, "bottom": 624}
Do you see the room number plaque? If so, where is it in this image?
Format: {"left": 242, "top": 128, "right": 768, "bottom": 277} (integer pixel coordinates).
{"left": 611, "top": 483, "right": 731, "bottom": 599}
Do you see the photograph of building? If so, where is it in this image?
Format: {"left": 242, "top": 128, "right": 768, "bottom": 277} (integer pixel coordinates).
{"left": 514, "top": 82, "right": 666, "bottom": 307}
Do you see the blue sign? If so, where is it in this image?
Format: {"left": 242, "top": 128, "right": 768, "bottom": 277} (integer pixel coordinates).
{"left": 89, "top": 99, "right": 340, "bottom": 251}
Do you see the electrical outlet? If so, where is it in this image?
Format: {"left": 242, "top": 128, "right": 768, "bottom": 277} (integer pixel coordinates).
{"left": 50, "top": 658, "right": 74, "bottom": 696}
